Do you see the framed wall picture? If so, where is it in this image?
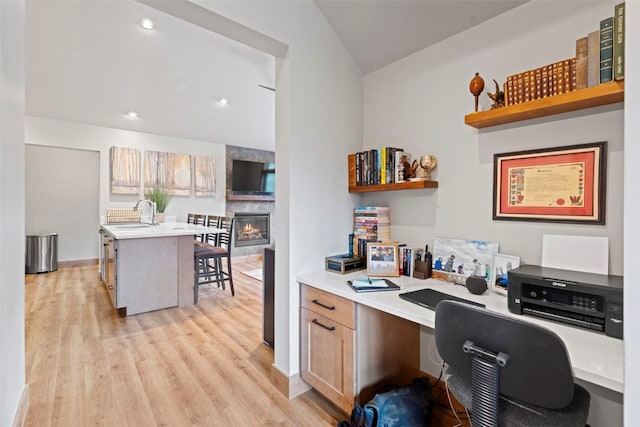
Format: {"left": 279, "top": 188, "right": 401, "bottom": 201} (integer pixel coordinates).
{"left": 366, "top": 242, "right": 400, "bottom": 277}
{"left": 493, "top": 142, "right": 606, "bottom": 224}
{"left": 490, "top": 253, "right": 520, "bottom": 295}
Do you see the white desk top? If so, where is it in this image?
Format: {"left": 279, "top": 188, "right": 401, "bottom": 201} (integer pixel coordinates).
{"left": 101, "top": 222, "right": 223, "bottom": 240}
{"left": 297, "top": 269, "right": 624, "bottom": 394}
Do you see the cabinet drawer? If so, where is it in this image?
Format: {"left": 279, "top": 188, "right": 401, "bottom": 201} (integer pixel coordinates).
{"left": 301, "top": 285, "right": 355, "bottom": 329}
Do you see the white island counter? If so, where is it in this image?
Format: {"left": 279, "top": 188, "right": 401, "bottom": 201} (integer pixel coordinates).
{"left": 101, "top": 222, "right": 221, "bottom": 315}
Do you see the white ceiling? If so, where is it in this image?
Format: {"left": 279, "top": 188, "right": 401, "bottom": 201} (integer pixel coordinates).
{"left": 26, "top": 0, "right": 526, "bottom": 152}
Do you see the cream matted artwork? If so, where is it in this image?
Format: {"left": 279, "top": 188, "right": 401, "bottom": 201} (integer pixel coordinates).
{"left": 194, "top": 155, "right": 216, "bottom": 197}
{"left": 110, "top": 146, "right": 140, "bottom": 194}
{"left": 144, "top": 150, "right": 191, "bottom": 196}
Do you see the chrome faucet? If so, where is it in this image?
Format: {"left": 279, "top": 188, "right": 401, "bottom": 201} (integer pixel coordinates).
{"left": 134, "top": 199, "right": 157, "bottom": 225}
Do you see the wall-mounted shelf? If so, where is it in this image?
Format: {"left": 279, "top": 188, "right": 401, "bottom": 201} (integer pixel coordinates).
{"left": 464, "top": 81, "right": 624, "bottom": 129}
{"left": 349, "top": 180, "right": 438, "bottom": 193}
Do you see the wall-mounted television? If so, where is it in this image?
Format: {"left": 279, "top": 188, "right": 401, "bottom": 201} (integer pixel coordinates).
{"left": 231, "top": 159, "right": 275, "bottom": 195}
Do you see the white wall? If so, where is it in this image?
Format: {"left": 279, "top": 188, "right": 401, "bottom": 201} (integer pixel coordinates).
{"left": 364, "top": 1, "right": 629, "bottom": 425}
{"left": 26, "top": 116, "right": 228, "bottom": 258}
{"left": 190, "top": 1, "right": 363, "bottom": 379}
{"left": 0, "top": 1, "right": 26, "bottom": 425}
{"left": 624, "top": 2, "right": 639, "bottom": 425}
{"left": 364, "top": 1, "right": 623, "bottom": 275}
{"left": 26, "top": 145, "right": 99, "bottom": 262}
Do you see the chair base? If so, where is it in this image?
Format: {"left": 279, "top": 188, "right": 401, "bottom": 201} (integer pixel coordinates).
{"left": 445, "top": 366, "right": 590, "bottom": 427}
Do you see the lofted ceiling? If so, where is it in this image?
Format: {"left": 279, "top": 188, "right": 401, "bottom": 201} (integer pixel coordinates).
{"left": 26, "top": 1, "right": 526, "bottom": 152}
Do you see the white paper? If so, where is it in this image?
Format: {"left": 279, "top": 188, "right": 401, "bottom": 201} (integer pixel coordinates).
{"left": 541, "top": 234, "right": 608, "bottom": 275}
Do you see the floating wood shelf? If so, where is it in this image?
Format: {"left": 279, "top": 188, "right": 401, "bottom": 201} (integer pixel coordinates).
{"left": 464, "top": 81, "right": 624, "bottom": 129}
{"left": 348, "top": 180, "right": 438, "bottom": 193}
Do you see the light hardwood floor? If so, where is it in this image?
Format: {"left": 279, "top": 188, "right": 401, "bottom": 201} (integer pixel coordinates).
{"left": 24, "top": 256, "right": 344, "bottom": 427}
{"left": 24, "top": 257, "right": 468, "bottom": 427}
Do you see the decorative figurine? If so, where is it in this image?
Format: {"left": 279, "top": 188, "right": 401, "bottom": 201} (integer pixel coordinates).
{"left": 407, "top": 156, "right": 437, "bottom": 181}
{"left": 469, "top": 72, "right": 485, "bottom": 112}
{"left": 418, "top": 155, "right": 437, "bottom": 180}
{"left": 487, "top": 79, "right": 505, "bottom": 109}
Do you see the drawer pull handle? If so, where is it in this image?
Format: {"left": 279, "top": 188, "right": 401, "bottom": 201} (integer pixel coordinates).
{"left": 312, "top": 299, "right": 336, "bottom": 311}
{"left": 312, "top": 318, "right": 335, "bottom": 331}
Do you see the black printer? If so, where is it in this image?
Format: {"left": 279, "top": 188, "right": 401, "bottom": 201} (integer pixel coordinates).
{"left": 507, "top": 265, "right": 623, "bottom": 339}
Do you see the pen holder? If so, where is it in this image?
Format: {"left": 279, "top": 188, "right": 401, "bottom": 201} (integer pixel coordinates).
{"left": 413, "top": 260, "right": 432, "bottom": 280}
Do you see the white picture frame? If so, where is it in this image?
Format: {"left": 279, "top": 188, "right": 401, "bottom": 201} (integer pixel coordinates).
{"left": 490, "top": 253, "right": 521, "bottom": 295}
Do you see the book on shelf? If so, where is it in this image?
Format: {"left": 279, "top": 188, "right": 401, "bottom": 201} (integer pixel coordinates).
{"left": 575, "top": 36, "right": 588, "bottom": 89}
{"left": 613, "top": 2, "right": 625, "bottom": 81}
{"left": 587, "top": 29, "right": 600, "bottom": 87}
{"left": 599, "top": 16, "right": 614, "bottom": 84}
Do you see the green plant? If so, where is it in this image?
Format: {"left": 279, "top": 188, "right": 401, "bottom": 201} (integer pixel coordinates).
{"left": 145, "top": 186, "right": 171, "bottom": 213}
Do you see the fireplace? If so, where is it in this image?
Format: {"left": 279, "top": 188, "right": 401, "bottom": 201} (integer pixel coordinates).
{"left": 235, "top": 212, "right": 270, "bottom": 247}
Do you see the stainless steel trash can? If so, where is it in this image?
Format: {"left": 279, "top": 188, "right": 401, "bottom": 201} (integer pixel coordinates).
{"left": 26, "top": 233, "right": 58, "bottom": 273}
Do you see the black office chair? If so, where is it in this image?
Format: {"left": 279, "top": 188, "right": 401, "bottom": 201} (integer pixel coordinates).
{"left": 434, "top": 300, "right": 590, "bottom": 427}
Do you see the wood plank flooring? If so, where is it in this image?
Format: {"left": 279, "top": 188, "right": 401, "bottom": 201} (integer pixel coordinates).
{"left": 24, "top": 256, "right": 469, "bottom": 427}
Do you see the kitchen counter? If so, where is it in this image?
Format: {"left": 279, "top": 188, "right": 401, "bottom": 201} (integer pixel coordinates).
{"left": 101, "top": 222, "right": 222, "bottom": 240}
{"left": 100, "top": 222, "right": 224, "bottom": 315}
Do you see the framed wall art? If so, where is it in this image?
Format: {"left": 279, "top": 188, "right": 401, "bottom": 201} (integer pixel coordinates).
{"left": 110, "top": 146, "right": 140, "bottom": 194}
{"left": 366, "top": 242, "right": 400, "bottom": 277}
{"left": 493, "top": 142, "right": 606, "bottom": 224}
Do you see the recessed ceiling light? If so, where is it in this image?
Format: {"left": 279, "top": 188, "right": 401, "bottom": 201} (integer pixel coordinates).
{"left": 127, "top": 111, "right": 139, "bottom": 119}
{"left": 140, "top": 18, "right": 154, "bottom": 30}
{"left": 217, "top": 98, "right": 229, "bottom": 106}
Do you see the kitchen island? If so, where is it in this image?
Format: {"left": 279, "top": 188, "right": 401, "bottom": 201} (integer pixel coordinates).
{"left": 101, "top": 222, "right": 221, "bottom": 315}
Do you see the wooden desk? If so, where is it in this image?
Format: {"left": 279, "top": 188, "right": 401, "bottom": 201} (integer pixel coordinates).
{"left": 297, "top": 270, "right": 624, "bottom": 395}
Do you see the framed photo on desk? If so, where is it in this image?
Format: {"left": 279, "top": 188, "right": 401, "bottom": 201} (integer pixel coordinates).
{"left": 366, "top": 242, "right": 399, "bottom": 277}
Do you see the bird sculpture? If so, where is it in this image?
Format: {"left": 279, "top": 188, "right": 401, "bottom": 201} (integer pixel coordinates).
{"left": 487, "top": 79, "right": 505, "bottom": 109}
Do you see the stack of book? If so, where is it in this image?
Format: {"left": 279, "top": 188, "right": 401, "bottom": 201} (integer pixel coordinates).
{"left": 349, "top": 148, "right": 411, "bottom": 187}
{"left": 353, "top": 206, "right": 390, "bottom": 256}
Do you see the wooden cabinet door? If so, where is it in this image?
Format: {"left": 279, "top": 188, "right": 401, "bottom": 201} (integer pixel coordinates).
{"left": 300, "top": 308, "right": 355, "bottom": 413}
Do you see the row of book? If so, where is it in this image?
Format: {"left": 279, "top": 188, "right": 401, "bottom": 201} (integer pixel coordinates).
{"left": 575, "top": 2, "right": 625, "bottom": 89}
{"left": 348, "top": 149, "right": 412, "bottom": 187}
{"left": 502, "top": 2, "right": 624, "bottom": 108}
{"left": 505, "top": 58, "right": 576, "bottom": 106}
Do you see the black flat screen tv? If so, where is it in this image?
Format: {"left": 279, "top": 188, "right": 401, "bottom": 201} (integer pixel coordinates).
{"left": 231, "top": 159, "right": 275, "bottom": 195}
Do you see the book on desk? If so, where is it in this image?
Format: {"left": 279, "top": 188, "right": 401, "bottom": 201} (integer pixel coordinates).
{"left": 348, "top": 278, "right": 400, "bottom": 293}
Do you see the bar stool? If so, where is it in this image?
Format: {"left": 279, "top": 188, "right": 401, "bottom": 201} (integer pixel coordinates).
{"left": 194, "top": 216, "right": 234, "bottom": 302}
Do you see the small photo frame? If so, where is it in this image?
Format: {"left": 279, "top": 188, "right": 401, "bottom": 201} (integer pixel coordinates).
{"left": 490, "top": 253, "right": 521, "bottom": 295}
{"left": 367, "top": 242, "right": 400, "bottom": 277}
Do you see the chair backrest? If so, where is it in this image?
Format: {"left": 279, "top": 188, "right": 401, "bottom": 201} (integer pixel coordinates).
{"left": 434, "top": 300, "right": 575, "bottom": 410}
{"left": 217, "top": 216, "right": 234, "bottom": 253}
{"left": 204, "top": 215, "right": 221, "bottom": 244}
{"left": 187, "top": 213, "right": 206, "bottom": 225}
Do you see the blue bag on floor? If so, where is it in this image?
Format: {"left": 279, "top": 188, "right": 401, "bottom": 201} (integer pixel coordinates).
{"left": 337, "top": 377, "right": 434, "bottom": 427}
